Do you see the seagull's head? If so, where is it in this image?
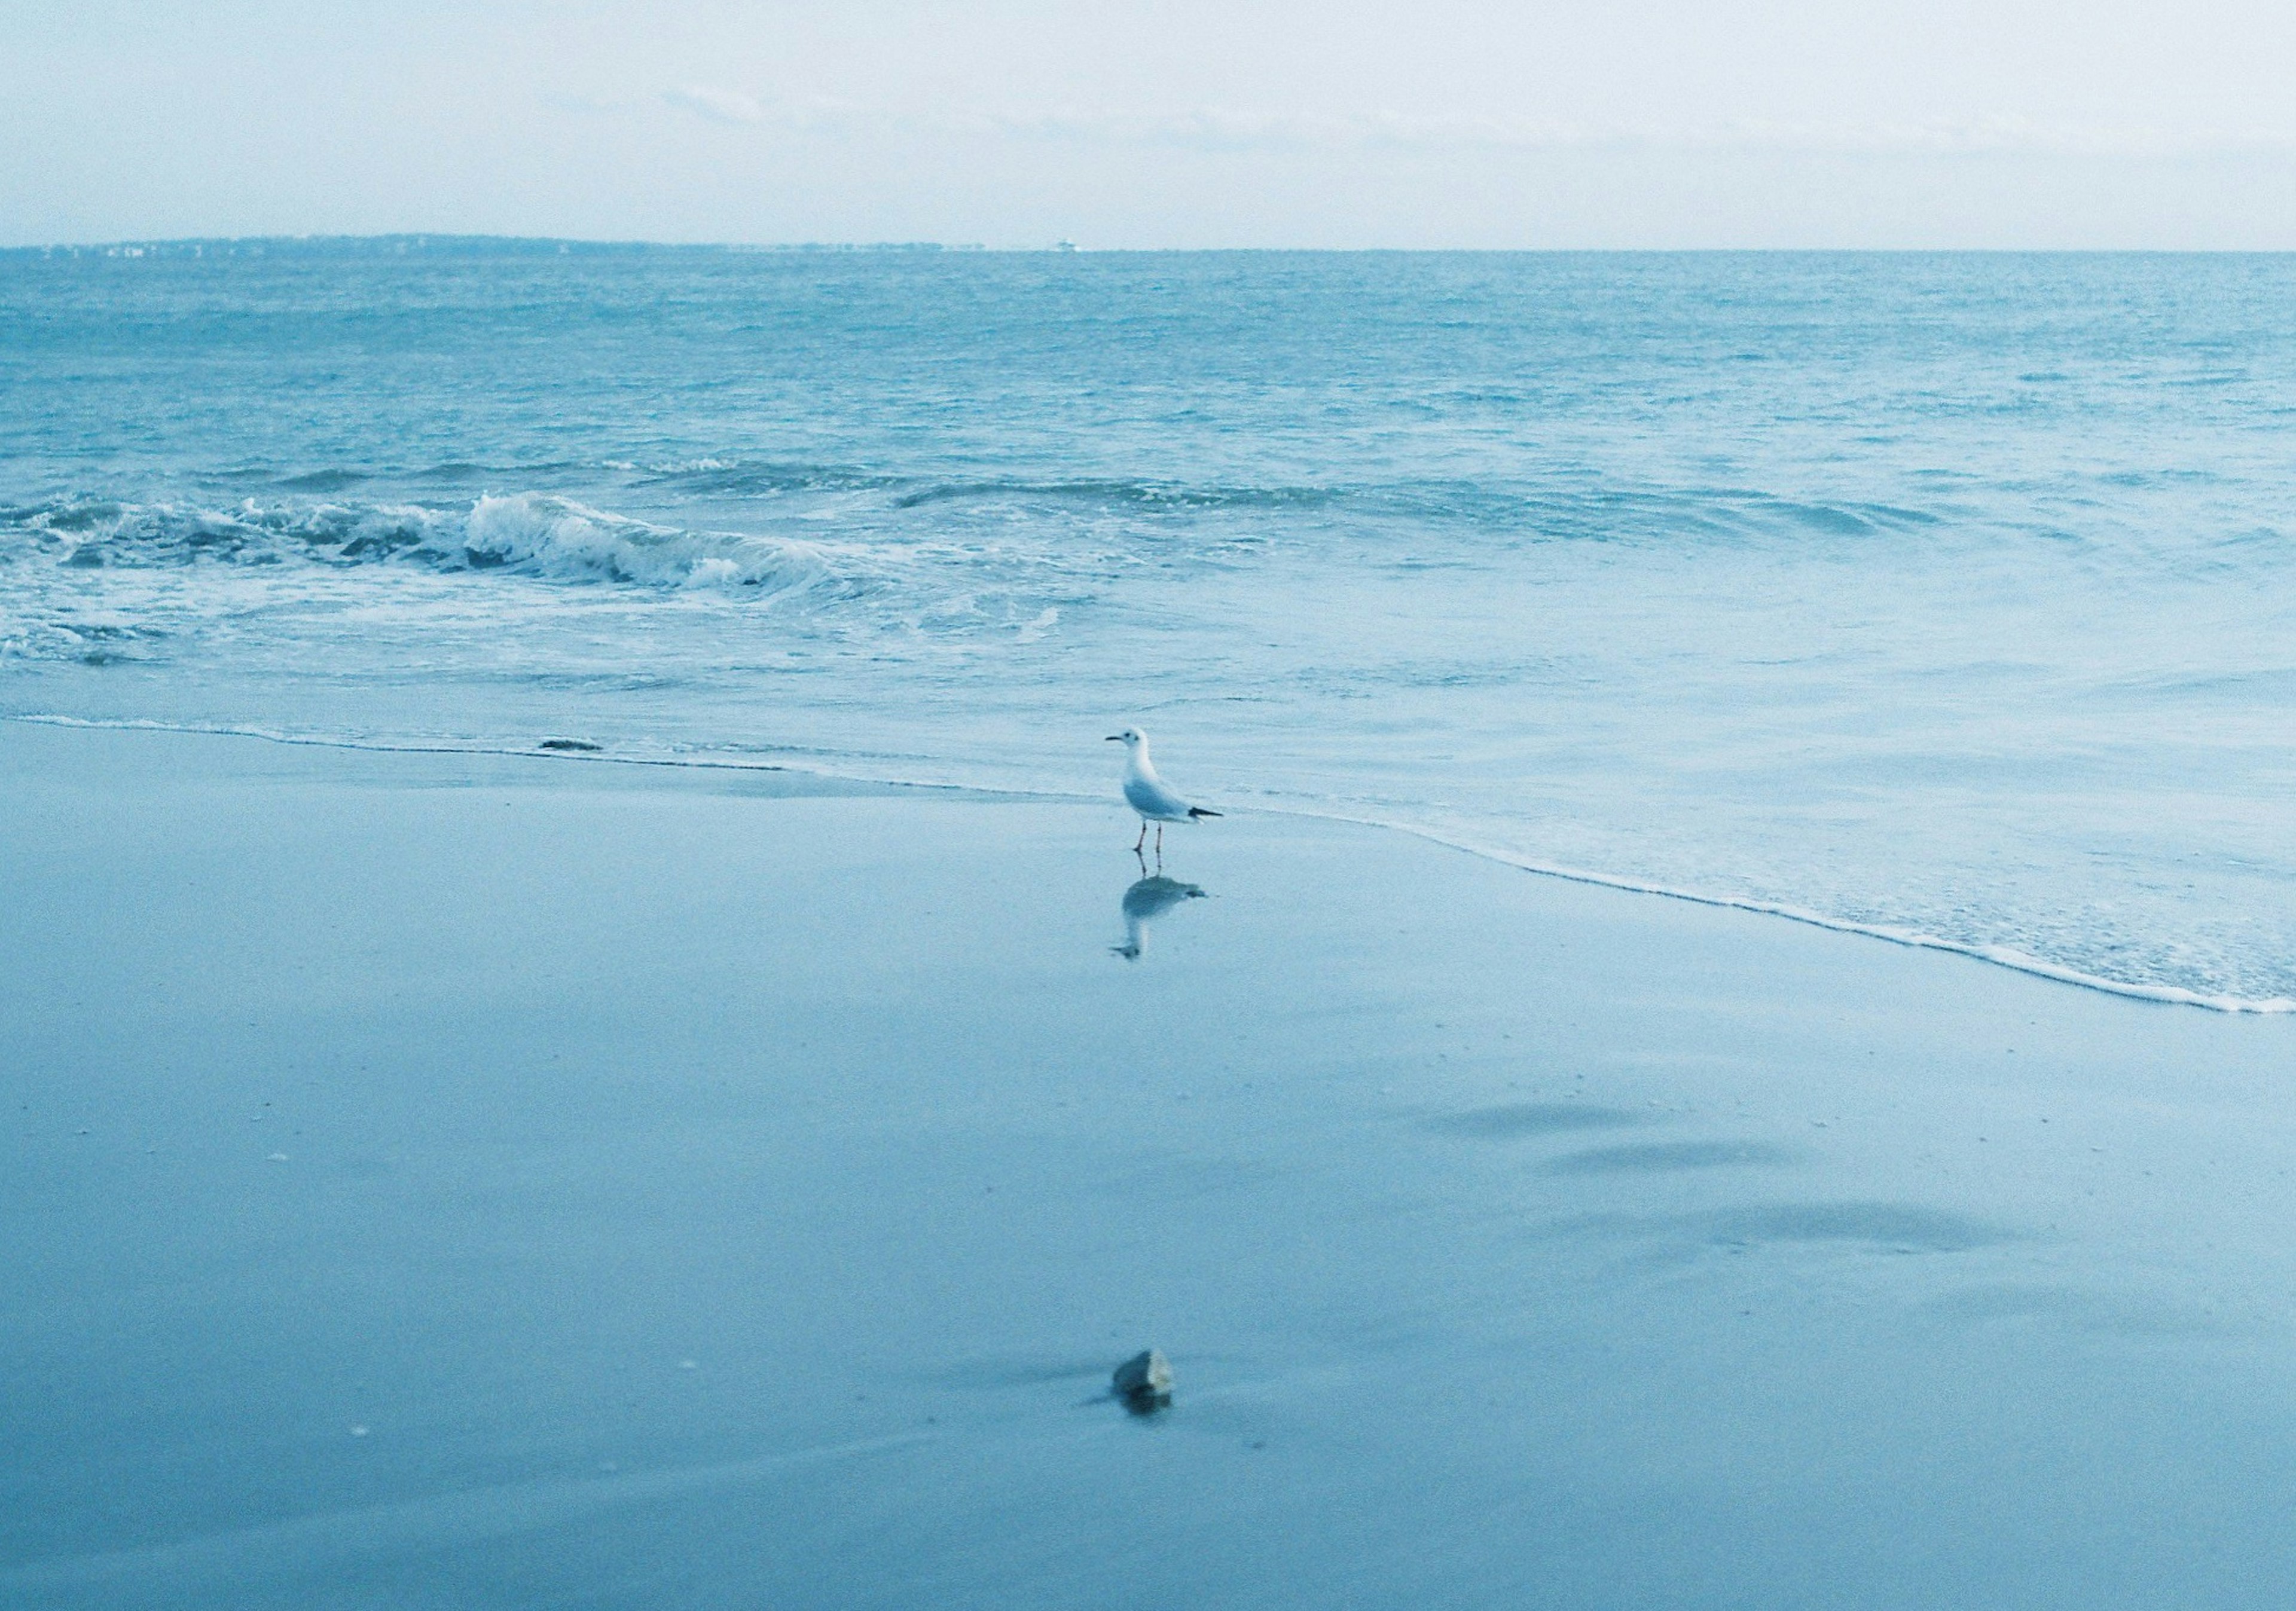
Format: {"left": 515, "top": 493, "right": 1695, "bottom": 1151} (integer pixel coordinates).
{"left": 1105, "top": 727, "right": 1146, "bottom": 749}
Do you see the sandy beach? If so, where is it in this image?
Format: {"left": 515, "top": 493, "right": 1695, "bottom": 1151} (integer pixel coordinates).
{"left": 5, "top": 718, "right": 2295, "bottom": 1609}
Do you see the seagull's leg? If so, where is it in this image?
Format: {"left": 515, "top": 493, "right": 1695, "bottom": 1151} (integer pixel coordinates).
{"left": 1155, "top": 823, "right": 1164, "bottom": 857}
{"left": 1134, "top": 820, "right": 1147, "bottom": 853}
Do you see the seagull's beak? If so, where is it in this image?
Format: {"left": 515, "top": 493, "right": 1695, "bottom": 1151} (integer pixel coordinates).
{"left": 1104, "top": 734, "right": 1123, "bottom": 741}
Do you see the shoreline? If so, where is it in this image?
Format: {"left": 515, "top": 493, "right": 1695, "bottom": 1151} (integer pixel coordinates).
{"left": 9, "top": 710, "right": 2283, "bottom": 1016}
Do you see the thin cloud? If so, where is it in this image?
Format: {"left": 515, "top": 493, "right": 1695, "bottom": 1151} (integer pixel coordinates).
{"left": 997, "top": 108, "right": 2296, "bottom": 160}
{"left": 645, "top": 91, "right": 2296, "bottom": 160}
{"left": 662, "top": 86, "right": 767, "bottom": 126}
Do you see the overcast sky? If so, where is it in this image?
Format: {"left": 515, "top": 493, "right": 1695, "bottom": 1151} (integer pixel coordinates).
{"left": 7, "top": 0, "right": 2296, "bottom": 248}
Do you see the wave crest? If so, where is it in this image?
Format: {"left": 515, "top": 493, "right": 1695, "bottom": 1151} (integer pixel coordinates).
{"left": 2, "top": 493, "right": 842, "bottom": 594}
{"left": 456, "top": 494, "right": 836, "bottom": 589}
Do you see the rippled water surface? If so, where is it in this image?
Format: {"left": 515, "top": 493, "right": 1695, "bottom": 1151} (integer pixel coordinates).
{"left": 4, "top": 244, "right": 2293, "bottom": 1005}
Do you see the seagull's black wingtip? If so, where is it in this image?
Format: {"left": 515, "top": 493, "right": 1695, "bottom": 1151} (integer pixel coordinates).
{"left": 1189, "top": 807, "right": 1223, "bottom": 819}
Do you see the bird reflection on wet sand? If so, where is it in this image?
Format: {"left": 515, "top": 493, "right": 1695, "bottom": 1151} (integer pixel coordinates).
{"left": 1113, "top": 869, "right": 1207, "bottom": 959}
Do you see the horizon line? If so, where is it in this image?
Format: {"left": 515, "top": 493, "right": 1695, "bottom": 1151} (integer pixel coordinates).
{"left": 8, "top": 234, "right": 2296, "bottom": 258}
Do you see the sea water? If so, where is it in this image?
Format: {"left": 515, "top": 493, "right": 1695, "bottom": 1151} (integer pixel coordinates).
{"left": 3, "top": 243, "right": 2292, "bottom": 1008}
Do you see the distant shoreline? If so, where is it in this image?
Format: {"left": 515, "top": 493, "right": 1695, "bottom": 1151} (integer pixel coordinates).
{"left": 0, "top": 236, "right": 994, "bottom": 261}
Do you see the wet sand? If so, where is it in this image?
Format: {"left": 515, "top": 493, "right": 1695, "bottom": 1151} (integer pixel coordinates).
{"left": 4, "top": 720, "right": 2295, "bottom": 1608}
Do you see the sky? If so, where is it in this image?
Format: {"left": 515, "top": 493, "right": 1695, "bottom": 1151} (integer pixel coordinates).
{"left": 6, "top": 0, "right": 2296, "bottom": 249}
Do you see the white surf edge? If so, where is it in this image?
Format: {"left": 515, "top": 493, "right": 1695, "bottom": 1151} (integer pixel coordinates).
{"left": 11, "top": 711, "right": 2292, "bottom": 1017}
{"left": 1304, "top": 812, "right": 2296, "bottom": 1017}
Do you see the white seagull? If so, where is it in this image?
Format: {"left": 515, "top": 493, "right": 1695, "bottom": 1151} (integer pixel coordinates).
{"left": 1106, "top": 727, "right": 1221, "bottom": 855}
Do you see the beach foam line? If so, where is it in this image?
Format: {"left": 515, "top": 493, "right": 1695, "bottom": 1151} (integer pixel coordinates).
{"left": 10, "top": 711, "right": 2291, "bottom": 1017}
{"left": 1285, "top": 811, "right": 2296, "bottom": 1017}
{"left": 0, "top": 1430, "right": 938, "bottom": 1594}
{"left": 1, "top": 713, "right": 1010, "bottom": 793}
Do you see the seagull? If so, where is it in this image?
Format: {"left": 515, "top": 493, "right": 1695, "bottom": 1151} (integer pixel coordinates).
{"left": 1106, "top": 727, "right": 1221, "bottom": 855}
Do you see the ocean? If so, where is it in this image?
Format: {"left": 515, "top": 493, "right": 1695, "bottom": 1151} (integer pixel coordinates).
{"left": 4, "top": 242, "right": 2292, "bottom": 1009}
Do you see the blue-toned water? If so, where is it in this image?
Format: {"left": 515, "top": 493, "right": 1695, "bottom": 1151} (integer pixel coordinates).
{"left": 4, "top": 243, "right": 2293, "bottom": 1007}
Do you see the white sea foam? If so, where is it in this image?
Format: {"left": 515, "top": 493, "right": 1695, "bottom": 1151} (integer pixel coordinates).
{"left": 0, "top": 491, "right": 854, "bottom": 597}
{"left": 458, "top": 493, "right": 836, "bottom": 591}
{"left": 1314, "top": 812, "right": 2296, "bottom": 1016}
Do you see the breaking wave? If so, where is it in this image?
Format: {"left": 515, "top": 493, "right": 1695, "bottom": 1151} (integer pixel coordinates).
{"left": 1, "top": 493, "right": 848, "bottom": 594}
